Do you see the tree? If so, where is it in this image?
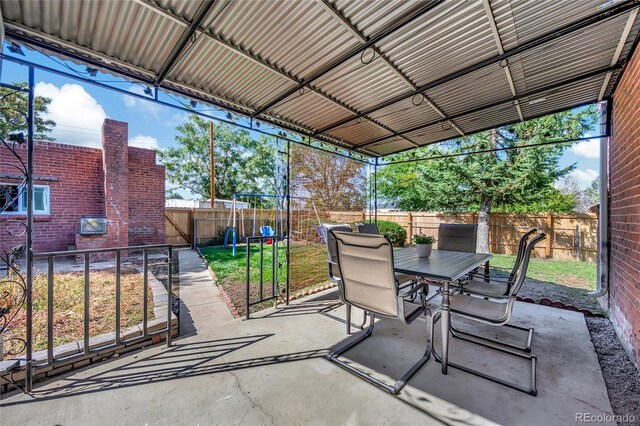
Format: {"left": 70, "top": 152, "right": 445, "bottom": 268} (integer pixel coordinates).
{"left": 158, "top": 114, "right": 276, "bottom": 200}
{"left": 0, "top": 82, "right": 56, "bottom": 140}
{"left": 291, "top": 145, "right": 366, "bottom": 211}
{"left": 378, "top": 109, "right": 598, "bottom": 252}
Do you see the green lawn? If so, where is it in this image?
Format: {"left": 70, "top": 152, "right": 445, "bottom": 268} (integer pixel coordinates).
{"left": 490, "top": 254, "right": 597, "bottom": 290}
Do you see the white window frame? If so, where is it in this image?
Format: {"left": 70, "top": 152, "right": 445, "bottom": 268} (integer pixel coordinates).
{"left": 0, "top": 182, "right": 50, "bottom": 215}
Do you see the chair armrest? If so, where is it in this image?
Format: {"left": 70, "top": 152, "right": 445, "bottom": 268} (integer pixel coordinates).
{"left": 398, "top": 281, "right": 428, "bottom": 299}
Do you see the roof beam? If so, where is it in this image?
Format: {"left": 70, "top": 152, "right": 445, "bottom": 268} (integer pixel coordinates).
{"left": 598, "top": 8, "right": 638, "bottom": 100}
{"left": 155, "top": 0, "right": 218, "bottom": 86}
{"left": 251, "top": 0, "right": 446, "bottom": 116}
{"left": 315, "top": 0, "right": 640, "bottom": 135}
{"left": 314, "top": 0, "right": 463, "bottom": 139}
{"left": 134, "top": 0, "right": 416, "bottom": 148}
{"left": 481, "top": 0, "right": 524, "bottom": 121}
{"left": 358, "top": 63, "right": 622, "bottom": 149}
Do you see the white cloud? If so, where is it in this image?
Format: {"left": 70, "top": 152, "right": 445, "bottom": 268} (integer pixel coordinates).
{"left": 34, "top": 82, "right": 107, "bottom": 147}
{"left": 128, "top": 135, "right": 158, "bottom": 150}
{"left": 122, "top": 86, "right": 162, "bottom": 118}
{"left": 570, "top": 138, "right": 600, "bottom": 159}
{"left": 568, "top": 169, "right": 599, "bottom": 189}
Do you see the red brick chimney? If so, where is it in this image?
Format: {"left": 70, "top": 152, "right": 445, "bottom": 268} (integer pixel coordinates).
{"left": 102, "top": 119, "right": 129, "bottom": 248}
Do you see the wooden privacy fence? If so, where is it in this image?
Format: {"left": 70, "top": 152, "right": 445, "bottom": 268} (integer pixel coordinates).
{"left": 325, "top": 211, "right": 598, "bottom": 262}
{"left": 166, "top": 207, "right": 331, "bottom": 247}
{"left": 167, "top": 208, "right": 598, "bottom": 262}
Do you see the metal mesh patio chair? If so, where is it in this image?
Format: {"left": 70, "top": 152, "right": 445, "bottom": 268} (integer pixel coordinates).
{"left": 436, "top": 223, "right": 490, "bottom": 282}
{"left": 327, "top": 231, "right": 432, "bottom": 394}
{"left": 355, "top": 222, "right": 379, "bottom": 235}
{"left": 434, "top": 232, "right": 546, "bottom": 396}
{"left": 451, "top": 228, "right": 540, "bottom": 352}
{"left": 355, "top": 221, "right": 417, "bottom": 287}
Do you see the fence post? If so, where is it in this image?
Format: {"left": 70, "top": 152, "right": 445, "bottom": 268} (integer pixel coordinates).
{"left": 575, "top": 223, "right": 581, "bottom": 261}
{"left": 407, "top": 212, "right": 413, "bottom": 242}
{"left": 545, "top": 213, "right": 554, "bottom": 258}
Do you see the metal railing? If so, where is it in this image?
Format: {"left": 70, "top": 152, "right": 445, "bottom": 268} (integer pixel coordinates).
{"left": 31, "top": 244, "right": 174, "bottom": 367}
{"left": 245, "top": 236, "right": 280, "bottom": 319}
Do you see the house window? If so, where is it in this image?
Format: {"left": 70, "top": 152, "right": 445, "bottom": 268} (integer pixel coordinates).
{"left": 0, "top": 183, "right": 50, "bottom": 214}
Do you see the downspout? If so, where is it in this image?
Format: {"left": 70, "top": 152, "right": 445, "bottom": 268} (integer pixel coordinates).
{"left": 591, "top": 100, "right": 611, "bottom": 298}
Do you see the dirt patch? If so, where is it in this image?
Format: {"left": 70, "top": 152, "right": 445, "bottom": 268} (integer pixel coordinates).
{"left": 585, "top": 316, "right": 640, "bottom": 425}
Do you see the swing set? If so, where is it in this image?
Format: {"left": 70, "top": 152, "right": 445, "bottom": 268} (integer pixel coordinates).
{"left": 222, "top": 193, "right": 322, "bottom": 256}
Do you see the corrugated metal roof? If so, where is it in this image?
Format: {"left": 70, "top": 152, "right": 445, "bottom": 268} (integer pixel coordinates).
{"left": 2, "top": 0, "right": 638, "bottom": 157}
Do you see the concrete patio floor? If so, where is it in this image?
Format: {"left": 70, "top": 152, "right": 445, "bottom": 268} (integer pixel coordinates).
{"left": 0, "top": 251, "right": 614, "bottom": 425}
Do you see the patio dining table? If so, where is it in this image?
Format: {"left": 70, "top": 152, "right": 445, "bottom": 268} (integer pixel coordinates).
{"left": 393, "top": 247, "right": 493, "bottom": 374}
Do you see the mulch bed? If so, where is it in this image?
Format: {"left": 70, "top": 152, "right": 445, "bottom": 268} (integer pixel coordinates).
{"left": 585, "top": 316, "right": 640, "bottom": 425}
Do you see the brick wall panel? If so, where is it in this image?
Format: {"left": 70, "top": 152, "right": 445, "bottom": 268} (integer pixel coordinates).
{"left": 611, "top": 44, "right": 640, "bottom": 367}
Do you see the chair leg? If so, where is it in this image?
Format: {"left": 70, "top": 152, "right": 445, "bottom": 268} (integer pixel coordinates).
{"left": 450, "top": 321, "right": 534, "bottom": 352}
{"left": 327, "top": 310, "right": 434, "bottom": 395}
{"left": 345, "top": 304, "right": 351, "bottom": 335}
{"left": 432, "top": 314, "right": 537, "bottom": 396}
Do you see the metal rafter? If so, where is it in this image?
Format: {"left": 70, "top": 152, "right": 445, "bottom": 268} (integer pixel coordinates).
{"left": 481, "top": 0, "right": 524, "bottom": 121}
{"left": 252, "top": 0, "right": 446, "bottom": 116}
{"left": 358, "top": 63, "right": 621, "bottom": 150}
{"left": 134, "top": 0, "right": 417, "bottom": 148}
{"left": 314, "top": 0, "right": 463, "bottom": 140}
{"left": 155, "top": 0, "right": 218, "bottom": 86}
{"left": 598, "top": 8, "right": 638, "bottom": 100}
{"left": 315, "top": 0, "right": 640, "bottom": 135}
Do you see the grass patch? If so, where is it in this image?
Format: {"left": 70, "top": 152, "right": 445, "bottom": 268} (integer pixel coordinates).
{"left": 490, "top": 254, "right": 596, "bottom": 290}
{"left": 201, "top": 242, "right": 330, "bottom": 316}
{"left": 2, "top": 268, "right": 154, "bottom": 357}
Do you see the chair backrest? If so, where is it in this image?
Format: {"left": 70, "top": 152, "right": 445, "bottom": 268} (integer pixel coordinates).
{"left": 508, "top": 233, "right": 547, "bottom": 297}
{"left": 437, "top": 224, "right": 478, "bottom": 252}
{"left": 323, "top": 224, "right": 352, "bottom": 280}
{"left": 507, "top": 228, "right": 538, "bottom": 286}
{"left": 356, "top": 222, "right": 379, "bottom": 235}
{"left": 332, "top": 231, "right": 399, "bottom": 318}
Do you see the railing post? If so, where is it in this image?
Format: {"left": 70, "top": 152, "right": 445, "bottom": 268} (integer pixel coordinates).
{"left": 143, "top": 250, "right": 149, "bottom": 336}
{"left": 246, "top": 239, "right": 251, "bottom": 320}
{"left": 47, "top": 256, "right": 54, "bottom": 364}
{"left": 83, "top": 253, "right": 90, "bottom": 355}
{"left": 166, "top": 246, "right": 173, "bottom": 348}
{"left": 546, "top": 213, "right": 554, "bottom": 258}
{"left": 115, "top": 250, "right": 121, "bottom": 345}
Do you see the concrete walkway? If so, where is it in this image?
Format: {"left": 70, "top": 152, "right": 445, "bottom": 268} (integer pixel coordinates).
{"left": 175, "top": 249, "right": 234, "bottom": 337}
{"left": 0, "top": 252, "right": 615, "bottom": 425}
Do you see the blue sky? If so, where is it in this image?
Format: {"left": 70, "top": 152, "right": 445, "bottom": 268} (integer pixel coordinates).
{"left": 1, "top": 44, "right": 601, "bottom": 196}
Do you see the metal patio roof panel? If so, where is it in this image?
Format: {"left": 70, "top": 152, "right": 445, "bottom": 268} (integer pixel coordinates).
{"left": 0, "top": 0, "right": 184, "bottom": 73}
{"left": 325, "top": 118, "right": 393, "bottom": 146}
{"left": 426, "top": 62, "right": 514, "bottom": 117}
{"left": 378, "top": 1, "right": 498, "bottom": 87}
{"left": 314, "top": 56, "right": 409, "bottom": 112}
{"left": 367, "top": 138, "right": 416, "bottom": 156}
{"left": 170, "top": 38, "right": 297, "bottom": 109}
{"left": 367, "top": 97, "right": 444, "bottom": 134}
{"left": 511, "top": 14, "right": 631, "bottom": 93}
{"left": 152, "top": 0, "right": 210, "bottom": 22}
{"left": 402, "top": 123, "right": 461, "bottom": 146}
{"left": 211, "top": 0, "right": 360, "bottom": 82}
{"left": 452, "top": 101, "right": 521, "bottom": 136}
{"left": 331, "top": 0, "right": 425, "bottom": 39}
{"left": 502, "top": 0, "right": 614, "bottom": 51}
{"left": 519, "top": 74, "right": 607, "bottom": 120}
{"left": 267, "top": 90, "right": 355, "bottom": 132}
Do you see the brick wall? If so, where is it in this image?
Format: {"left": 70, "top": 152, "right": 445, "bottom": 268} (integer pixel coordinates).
{"left": 0, "top": 141, "right": 104, "bottom": 253}
{"left": 128, "top": 147, "right": 166, "bottom": 245}
{"left": 610, "top": 44, "right": 640, "bottom": 367}
{"left": 0, "top": 120, "right": 165, "bottom": 254}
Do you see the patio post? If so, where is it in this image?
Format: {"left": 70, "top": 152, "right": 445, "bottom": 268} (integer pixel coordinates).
{"left": 25, "top": 65, "right": 35, "bottom": 392}
{"left": 285, "top": 138, "right": 290, "bottom": 305}
{"left": 592, "top": 99, "right": 611, "bottom": 297}
{"left": 374, "top": 157, "right": 378, "bottom": 224}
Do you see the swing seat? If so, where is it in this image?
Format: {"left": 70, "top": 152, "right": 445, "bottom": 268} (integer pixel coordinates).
{"left": 260, "top": 226, "right": 275, "bottom": 244}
